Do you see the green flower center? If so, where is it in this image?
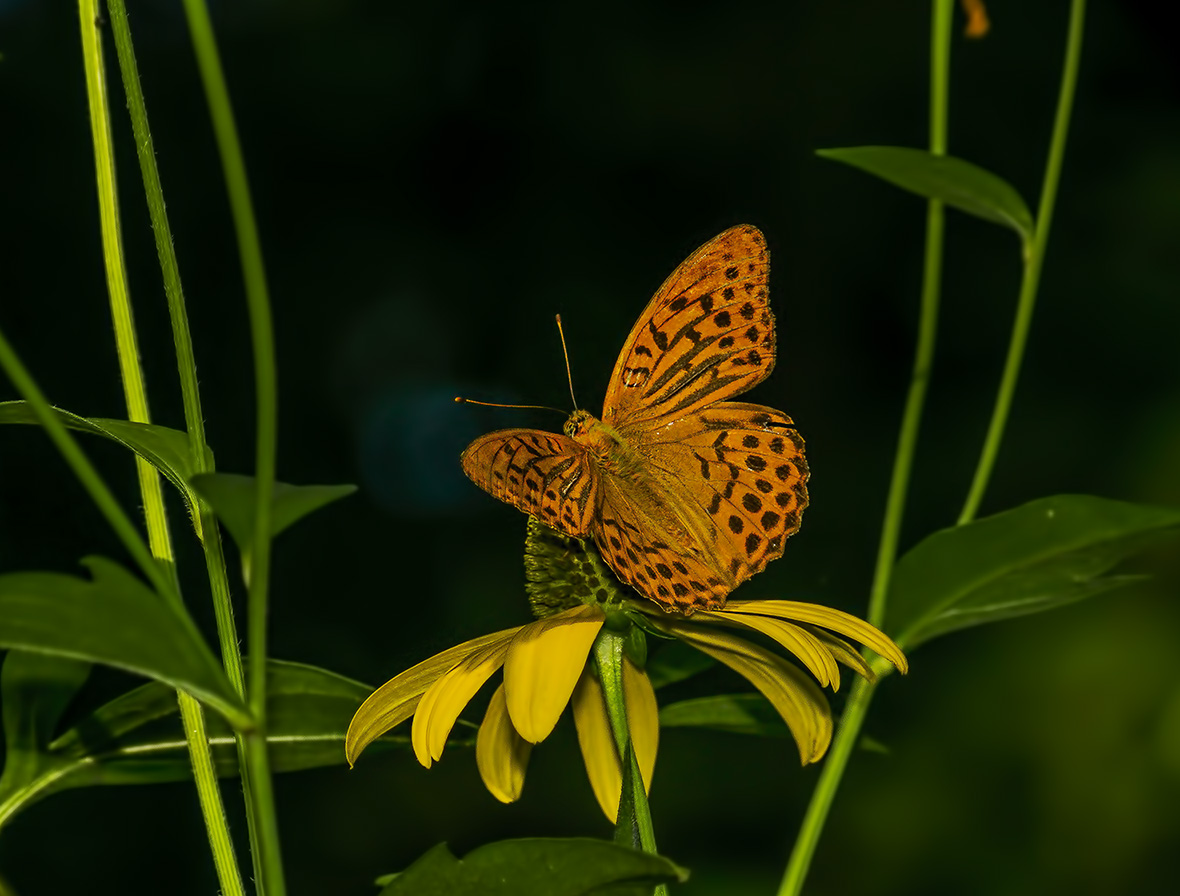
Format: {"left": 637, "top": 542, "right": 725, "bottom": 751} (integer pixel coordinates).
{"left": 523, "top": 518, "right": 631, "bottom": 618}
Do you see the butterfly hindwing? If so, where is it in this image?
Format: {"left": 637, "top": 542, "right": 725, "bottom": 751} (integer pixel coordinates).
{"left": 603, "top": 225, "right": 774, "bottom": 428}
{"left": 593, "top": 476, "right": 733, "bottom": 612}
{"left": 459, "top": 429, "right": 599, "bottom": 537}
{"left": 634, "top": 401, "right": 809, "bottom": 589}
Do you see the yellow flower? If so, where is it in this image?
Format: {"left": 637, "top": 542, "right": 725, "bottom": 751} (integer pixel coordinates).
{"left": 346, "top": 523, "right": 907, "bottom": 821}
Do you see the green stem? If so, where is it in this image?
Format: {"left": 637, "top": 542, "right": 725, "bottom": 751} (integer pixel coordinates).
{"left": 778, "top": 4, "right": 954, "bottom": 894}
{"left": 75, "top": 5, "right": 246, "bottom": 894}
{"left": 181, "top": 2, "right": 284, "bottom": 892}
{"left": 103, "top": 0, "right": 263, "bottom": 872}
{"left": 958, "top": 0, "right": 1087, "bottom": 525}
{"left": 778, "top": 677, "right": 876, "bottom": 895}
{"left": 594, "top": 633, "right": 663, "bottom": 891}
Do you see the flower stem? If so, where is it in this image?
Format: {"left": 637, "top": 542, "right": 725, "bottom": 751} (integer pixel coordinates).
{"left": 778, "top": 4, "right": 954, "bottom": 894}
{"left": 958, "top": 0, "right": 1087, "bottom": 525}
{"left": 180, "top": 1, "right": 285, "bottom": 892}
{"left": 594, "top": 632, "right": 665, "bottom": 893}
{"left": 103, "top": 0, "right": 263, "bottom": 870}
{"left": 75, "top": 4, "right": 245, "bottom": 894}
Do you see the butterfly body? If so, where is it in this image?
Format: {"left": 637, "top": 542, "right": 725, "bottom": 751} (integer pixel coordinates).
{"left": 461, "top": 225, "right": 809, "bottom": 614}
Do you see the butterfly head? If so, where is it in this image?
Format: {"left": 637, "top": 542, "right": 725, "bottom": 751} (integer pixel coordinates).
{"left": 563, "top": 409, "right": 594, "bottom": 439}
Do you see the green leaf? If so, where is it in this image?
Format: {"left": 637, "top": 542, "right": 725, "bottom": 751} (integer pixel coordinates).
{"left": 0, "top": 400, "right": 209, "bottom": 496}
{"left": 659, "top": 693, "right": 789, "bottom": 737}
{"left": 817, "top": 146, "right": 1035, "bottom": 245}
{"left": 376, "top": 838, "right": 687, "bottom": 896}
{"left": 190, "top": 473, "right": 356, "bottom": 558}
{"left": 0, "top": 660, "right": 410, "bottom": 826}
{"left": 0, "top": 652, "right": 91, "bottom": 798}
{"left": 887, "top": 495, "right": 1180, "bottom": 649}
{"left": 645, "top": 641, "right": 715, "bottom": 690}
{"left": 36, "top": 660, "right": 402, "bottom": 791}
{"left": 1, "top": 651, "right": 91, "bottom": 754}
{"left": 0, "top": 558, "right": 248, "bottom": 728}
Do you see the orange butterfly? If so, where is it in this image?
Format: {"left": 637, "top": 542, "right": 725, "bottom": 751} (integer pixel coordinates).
{"left": 460, "top": 225, "right": 809, "bottom": 614}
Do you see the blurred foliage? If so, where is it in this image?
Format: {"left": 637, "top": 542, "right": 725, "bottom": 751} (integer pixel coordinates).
{"left": 0, "top": 2, "right": 1177, "bottom": 894}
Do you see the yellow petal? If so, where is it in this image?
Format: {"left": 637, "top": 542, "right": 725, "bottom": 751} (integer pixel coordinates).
{"left": 571, "top": 669, "right": 621, "bottom": 822}
{"left": 412, "top": 639, "right": 511, "bottom": 767}
{"left": 725, "top": 599, "right": 908, "bottom": 674}
{"left": 697, "top": 610, "right": 841, "bottom": 690}
{"left": 624, "top": 660, "right": 658, "bottom": 795}
{"left": 346, "top": 626, "right": 522, "bottom": 765}
{"left": 662, "top": 621, "right": 833, "bottom": 764}
{"left": 802, "top": 625, "right": 876, "bottom": 681}
{"left": 476, "top": 683, "right": 533, "bottom": 803}
{"left": 505, "top": 605, "right": 604, "bottom": 743}
{"left": 571, "top": 661, "right": 659, "bottom": 823}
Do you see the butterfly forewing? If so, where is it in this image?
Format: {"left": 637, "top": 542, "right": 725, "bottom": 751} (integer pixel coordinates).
{"left": 603, "top": 225, "right": 774, "bottom": 428}
{"left": 460, "top": 430, "right": 599, "bottom": 537}
{"left": 635, "top": 401, "right": 809, "bottom": 589}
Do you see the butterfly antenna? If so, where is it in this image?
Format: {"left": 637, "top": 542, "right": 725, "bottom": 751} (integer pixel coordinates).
{"left": 555, "top": 314, "right": 578, "bottom": 409}
{"left": 453, "top": 397, "right": 566, "bottom": 414}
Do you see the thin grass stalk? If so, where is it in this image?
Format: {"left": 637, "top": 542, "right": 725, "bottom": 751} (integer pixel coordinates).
{"left": 777, "top": 2, "right": 955, "bottom": 893}
{"left": 180, "top": 1, "right": 285, "bottom": 891}
{"left": 102, "top": 0, "right": 266, "bottom": 871}
{"left": 958, "top": 0, "right": 1087, "bottom": 524}
{"left": 75, "top": 3, "right": 246, "bottom": 893}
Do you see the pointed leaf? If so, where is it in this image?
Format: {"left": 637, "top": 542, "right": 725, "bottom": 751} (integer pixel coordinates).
{"left": 38, "top": 660, "right": 404, "bottom": 790}
{"left": 659, "top": 693, "right": 790, "bottom": 737}
{"left": 0, "top": 558, "right": 248, "bottom": 728}
{"left": 0, "top": 661, "right": 413, "bottom": 825}
{"left": 0, "top": 652, "right": 91, "bottom": 798}
{"left": 377, "top": 838, "right": 687, "bottom": 896}
{"left": 818, "top": 146, "right": 1034, "bottom": 244}
{"left": 2, "top": 652, "right": 91, "bottom": 754}
{"left": 887, "top": 495, "right": 1180, "bottom": 649}
{"left": 189, "top": 473, "right": 356, "bottom": 556}
{"left": 0, "top": 400, "right": 209, "bottom": 495}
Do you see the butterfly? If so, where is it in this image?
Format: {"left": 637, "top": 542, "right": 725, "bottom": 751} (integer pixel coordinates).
{"left": 460, "top": 225, "right": 809, "bottom": 614}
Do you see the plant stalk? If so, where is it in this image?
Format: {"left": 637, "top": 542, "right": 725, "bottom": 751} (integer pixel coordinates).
{"left": 181, "top": 1, "right": 285, "bottom": 891}
{"left": 594, "top": 632, "right": 664, "bottom": 893}
{"left": 778, "top": 3, "right": 954, "bottom": 894}
{"left": 76, "top": 4, "right": 245, "bottom": 894}
{"left": 103, "top": 0, "right": 264, "bottom": 871}
{"left": 958, "top": 0, "right": 1087, "bottom": 524}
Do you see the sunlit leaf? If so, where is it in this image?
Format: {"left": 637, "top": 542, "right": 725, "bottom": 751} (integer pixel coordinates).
{"left": 0, "top": 557, "right": 248, "bottom": 728}
{"left": 887, "top": 495, "right": 1180, "bottom": 649}
{"left": 659, "top": 693, "right": 789, "bottom": 737}
{"left": 376, "top": 838, "right": 686, "bottom": 895}
{"left": 817, "top": 146, "right": 1034, "bottom": 245}
{"left": 190, "top": 473, "right": 356, "bottom": 559}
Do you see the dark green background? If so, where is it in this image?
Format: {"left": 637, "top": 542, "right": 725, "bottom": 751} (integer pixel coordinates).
{"left": 2, "top": 2, "right": 1178, "bottom": 894}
